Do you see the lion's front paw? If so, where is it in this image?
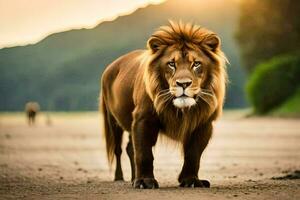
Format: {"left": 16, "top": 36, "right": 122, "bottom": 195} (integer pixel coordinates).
{"left": 179, "top": 177, "right": 210, "bottom": 188}
{"left": 133, "top": 178, "right": 159, "bottom": 189}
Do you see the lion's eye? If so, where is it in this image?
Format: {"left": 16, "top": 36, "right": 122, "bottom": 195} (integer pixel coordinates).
{"left": 167, "top": 61, "right": 176, "bottom": 70}
{"left": 192, "top": 61, "right": 202, "bottom": 70}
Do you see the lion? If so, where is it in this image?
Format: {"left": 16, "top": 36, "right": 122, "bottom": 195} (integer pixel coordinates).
{"left": 100, "top": 21, "right": 227, "bottom": 189}
{"left": 25, "top": 101, "right": 40, "bottom": 126}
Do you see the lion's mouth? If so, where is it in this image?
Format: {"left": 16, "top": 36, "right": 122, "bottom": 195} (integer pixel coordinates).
{"left": 178, "top": 94, "right": 188, "bottom": 98}
{"left": 173, "top": 96, "right": 196, "bottom": 108}
{"left": 170, "top": 87, "right": 198, "bottom": 108}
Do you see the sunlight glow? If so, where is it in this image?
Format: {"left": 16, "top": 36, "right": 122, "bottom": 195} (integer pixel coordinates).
{"left": 0, "top": 0, "right": 166, "bottom": 48}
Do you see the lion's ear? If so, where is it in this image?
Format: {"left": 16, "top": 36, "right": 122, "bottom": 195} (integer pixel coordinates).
{"left": 202, "top": 34, "right": 220, "bottom": 52}
{"left": 147, "top": 37, "right": 164, "bottom": 53}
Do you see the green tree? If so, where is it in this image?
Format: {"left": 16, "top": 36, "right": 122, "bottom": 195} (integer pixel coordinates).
{"left": 236, "top": 0, "right": 300, "bottom": 72}
{"left": 246, "top": 54, "right": 300, "bottom": 114}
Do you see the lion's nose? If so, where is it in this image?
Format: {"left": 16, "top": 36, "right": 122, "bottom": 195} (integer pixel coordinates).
{"left": 176, "top": 79, "right": 192, "bottom": 89}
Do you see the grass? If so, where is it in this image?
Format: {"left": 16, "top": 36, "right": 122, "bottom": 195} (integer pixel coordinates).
{"left": 271, "top": 89, "right": 300, "bottom": 117}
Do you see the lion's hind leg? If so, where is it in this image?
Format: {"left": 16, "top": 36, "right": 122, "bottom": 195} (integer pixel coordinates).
{"left": 126, "top": 134, "right": 135, "bottom": 182}
{"left": 113, "top": 124, "right": 124, "bottom": 181}
{"left": 101, "top": 96, "right": 124, "bottom": 181}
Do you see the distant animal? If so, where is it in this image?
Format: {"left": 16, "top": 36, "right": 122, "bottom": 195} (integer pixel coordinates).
{"left": 100, "top": 21, "right": 228, "bottom": 189}
{"left": 25, "top": 102, "right": 40, "bottom": 125}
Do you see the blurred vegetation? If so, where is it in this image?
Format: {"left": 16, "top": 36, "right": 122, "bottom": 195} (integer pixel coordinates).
{"left": 237, "top": 0, "right": 300, "bottom": 116}
{"left": 236, "top": 0, "right": 300, "bottom": 72}
{"left": 0, "top": 0, "right": 246, "bottom": 111}
{"left": 272, "top": 89, "right": 300, "bottom": 117}
{"left": 246, "top": 54, "right": 300, "bottom": 114}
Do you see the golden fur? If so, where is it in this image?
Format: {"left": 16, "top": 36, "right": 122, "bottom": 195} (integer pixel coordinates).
{"left": 141, "top": 21, "right": 227, "bottom": 142}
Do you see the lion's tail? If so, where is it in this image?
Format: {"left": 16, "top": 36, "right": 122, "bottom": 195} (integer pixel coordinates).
{"left": 100, "top": 92, "right": 115, "bottom": 167}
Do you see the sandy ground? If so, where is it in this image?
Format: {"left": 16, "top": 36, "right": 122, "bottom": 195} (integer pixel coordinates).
{"left": 0, "top": 111, "right": 299, "bottom": 200}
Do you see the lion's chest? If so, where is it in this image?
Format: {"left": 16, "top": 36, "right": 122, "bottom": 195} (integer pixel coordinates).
{"left": 159, "top": 114, "right": 200, "bottom": 142}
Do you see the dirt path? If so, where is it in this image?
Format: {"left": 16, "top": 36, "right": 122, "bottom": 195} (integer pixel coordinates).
{"left": 0, "top": 112, "right": 299, "bottom": 199}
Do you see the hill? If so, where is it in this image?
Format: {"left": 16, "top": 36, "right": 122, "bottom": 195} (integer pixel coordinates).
{"left": 0, "top": 0, "right": 246, "bottom": 111}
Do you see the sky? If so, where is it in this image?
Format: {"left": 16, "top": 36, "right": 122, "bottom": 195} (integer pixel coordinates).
{"left": 0, "top": 0, "right": 165, "bottom": 48}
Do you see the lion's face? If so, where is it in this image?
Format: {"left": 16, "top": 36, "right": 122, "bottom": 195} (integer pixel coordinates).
{"left": 158, "top": 46, "right": 213, "bottom": 108}
{"left": 145, "top": 21, "right": 227, "bottom": 113}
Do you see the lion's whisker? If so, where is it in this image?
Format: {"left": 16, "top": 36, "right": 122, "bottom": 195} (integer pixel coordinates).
{"left": 200, "top": 88, "right": 213, "bottom": 92}
{"left": 157, "top": 90, "right": 169, "bottom": 97}
{"left": 158, "top": 88, "right": 170, "bottom": 94}
{"left": 200, "top": 91, "right": 214, "bottom": 98}
{"left": 156, "top": 91, "right": 174, "bottom": 112}
{"left": 157, "top": 92, "right": 171, "bottom": 98}
{"left": 197, "top": 94, "right": 212, "bottom": 107}
{"left": 161, "top": 93, "right": 173, "bottom": 107}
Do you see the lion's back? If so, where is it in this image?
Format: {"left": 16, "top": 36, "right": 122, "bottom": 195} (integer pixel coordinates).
{"left": 100, "top": 50, "right": 145, "bottom": 131}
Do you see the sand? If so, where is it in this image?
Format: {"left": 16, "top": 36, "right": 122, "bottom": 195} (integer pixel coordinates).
{"left": 0, "top": 111, "right": 299, "bottom": 199}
